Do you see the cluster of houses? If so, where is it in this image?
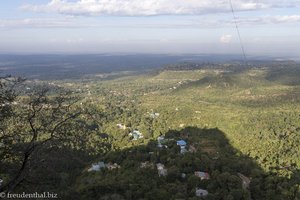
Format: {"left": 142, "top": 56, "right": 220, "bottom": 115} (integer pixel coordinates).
{"left": 157, "top": 136, "right": 186, "bottom": 148}
{"left": 156, "top": 136, "right": 210, "bottom": 196}
{"left": 116, "top": 124, "right": 144, "bottom": 141}
{"left": 88, "top": 161, "right": 120, "bottom": 172}
{"left": 155, "top": 161, "right": 209, "bottom": 197}
{"left": 84, "top": 133, "right": 254, "bottom": 198}
{"left": 157, "top": 135, "right": 197, "bottom": 154}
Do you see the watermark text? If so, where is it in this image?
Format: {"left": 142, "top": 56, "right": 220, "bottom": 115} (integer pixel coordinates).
{"left": 0, "top": 192, "right": 58, "bottom": 199}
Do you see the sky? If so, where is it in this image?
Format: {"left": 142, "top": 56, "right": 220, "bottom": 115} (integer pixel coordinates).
{"left": 0, "top": 0, "right": 299, "bottom": 58}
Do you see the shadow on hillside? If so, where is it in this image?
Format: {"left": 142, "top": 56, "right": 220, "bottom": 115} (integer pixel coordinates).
{"left": 0, "top": 141, "right": 96, "bottom": 196}
{"left": 264, "top": 65, "right": 300, "bottom": 86}
{"left": 2, "top": 127, "right": 299, "bottom": 199}
{"left": 69, "top": 127, "right": 300, "bottom": 200}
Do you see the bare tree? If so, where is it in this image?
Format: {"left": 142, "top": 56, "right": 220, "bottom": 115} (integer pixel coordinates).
{"left": 0, "top": 79, "right": 82, "bottom": 192}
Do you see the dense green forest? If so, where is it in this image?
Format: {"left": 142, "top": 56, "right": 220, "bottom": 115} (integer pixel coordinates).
{"left": 0, "top": 62, "right": 300, "bottom": 199}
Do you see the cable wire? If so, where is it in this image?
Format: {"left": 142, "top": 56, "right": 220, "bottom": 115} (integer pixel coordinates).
{"left": 229, "top": 0, "right": 247, "bottom": 64}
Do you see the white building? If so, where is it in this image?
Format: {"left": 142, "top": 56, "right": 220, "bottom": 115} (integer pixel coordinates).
{"left": 156, "top": 163, "right": 168, "bottom": 177}
{"left": 195, "top": 188, "right": 209, "bottom": 197}
{"left": 116, "top": 124, "right": 126, "bottom": 130}
{"left": 88, "top": 162, "right": 105, "bottom": 172}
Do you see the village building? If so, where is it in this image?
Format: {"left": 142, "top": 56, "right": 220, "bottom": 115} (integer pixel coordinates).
{"left": 106, "top": 163, "right": 121, "bottom": 170}
{"left": 177, "top": 140, "right": 187, "bottom": 154}
{"left": 177, "top": 140, "right": 187, "bottom": 146}
{"left": 88, "top": 161, "right": 106, "bottom": 172}
{"left": 88, "top": 161, "right": 120, "bottom": 172}
{"left": 156, "top": 163, "right": 168, "bottom": 177}
{"left": 180, "top": 148, "right": 188, "bottom": 154}
{"left": 150, "top": 112, "right": 160, "bottom": 118}
{"left": 157, "top": 136, "right": 165, "bottom": 148}
{"left": 140, "top": 161, "right": 154, "bottom": 169}
{"left": 195, "top": 188, "right": 209, "bottom": 197}
{"left": 116, "top": 123, "right": 126, "bottom": 130}
{"left": 194, "top": 171, "right": 210, "bottom": 180}
{"left": 129, "top": 130, "right": 143, "bottom": 140}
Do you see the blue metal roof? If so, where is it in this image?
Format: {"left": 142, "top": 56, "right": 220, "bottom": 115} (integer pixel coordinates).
{"left": 177, "top": 140, "right": 187, "bottom": 146}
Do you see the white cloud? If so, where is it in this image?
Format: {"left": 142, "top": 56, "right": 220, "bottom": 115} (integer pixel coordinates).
{"left": 66, "top": 38, "right": 84, "bottom": 44}
{"left": 1, "top": 14, "right": 300, "bottom": 30}
{"left": 0, "top": 17, "right": 80, "bottom": 29}
{"left": 271, "top": 15, "right": 300, "bottom": 23}
{"left": 220, "top": 35, "right": 232, "bottom": 43}
{"left": 232, "top": 15, "right": 300, "bottom": 25}
{"left": 21, "top": 0, "right": 276, "bottom": 16}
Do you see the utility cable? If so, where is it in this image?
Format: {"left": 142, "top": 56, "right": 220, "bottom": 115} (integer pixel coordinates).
{"left": 229, "top": 0, "right": 247, "bottom": 64}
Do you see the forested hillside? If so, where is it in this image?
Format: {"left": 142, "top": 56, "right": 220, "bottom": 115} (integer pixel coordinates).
{"left": 1, "top": 62, "right": 300, "bottom": 199}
